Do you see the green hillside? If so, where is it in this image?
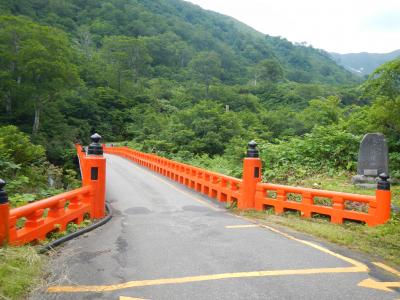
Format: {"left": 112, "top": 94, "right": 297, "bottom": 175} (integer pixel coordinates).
{"left": 0, "top": 0, "right": 398, "bottom": 182}
{"left": 0, "top": 0, "right": 355, "bottom": 85}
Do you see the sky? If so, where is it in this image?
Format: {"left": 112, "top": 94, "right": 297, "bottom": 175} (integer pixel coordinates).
{"left": 186, "top": 0, "right": 400, "bottom": 54}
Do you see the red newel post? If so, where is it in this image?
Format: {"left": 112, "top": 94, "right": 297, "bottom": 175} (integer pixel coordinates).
{"left": 240, "top": 141, "right": 262, "bottom": 210}
{"left": 374, "top": 173, "right": 391, "bottom": 225}
{"left": 82, "top": 133, "right": 106, "bottom": 219}
{"left": 0, "top": 179, "right": 9, "bottom": 246}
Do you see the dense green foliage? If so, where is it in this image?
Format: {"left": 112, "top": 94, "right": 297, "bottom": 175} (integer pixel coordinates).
{"left": 0, "top": 0, "right": 399, "bottom": 191}
{"left": 0, "top": 0, "right": 355, "bottom": 85}
{"left": 0, "top": 125, "right": 79, "bottom": 207}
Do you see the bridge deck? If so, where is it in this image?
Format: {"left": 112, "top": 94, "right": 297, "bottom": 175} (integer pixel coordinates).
{"left": 33, "top": 154, "right": 399, "bottom": 299}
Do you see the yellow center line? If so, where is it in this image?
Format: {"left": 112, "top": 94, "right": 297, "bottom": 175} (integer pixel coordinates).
{"left": 48, "top": 266, "right": 366, "bottom": 293}
{"left": 372, "top": 262, "right": 400, "bottom": 277}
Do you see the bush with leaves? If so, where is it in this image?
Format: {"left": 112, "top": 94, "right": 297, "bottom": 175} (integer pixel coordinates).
{"left": 0, "top": 125, "right": 78, "bottom": 207}
{"left": 259, "top": 125, "right": 361, "bottom": 182}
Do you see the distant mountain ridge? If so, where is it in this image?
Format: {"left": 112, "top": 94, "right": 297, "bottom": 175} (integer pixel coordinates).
{"left": 330, "top": 50, "right": 400, "bottom": 76}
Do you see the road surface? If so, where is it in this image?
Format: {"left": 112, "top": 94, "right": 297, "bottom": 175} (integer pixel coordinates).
{"left": 32, "top": 154, "right": 400, "bottom": 299}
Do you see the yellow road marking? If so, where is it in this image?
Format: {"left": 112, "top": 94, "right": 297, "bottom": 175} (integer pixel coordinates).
{"left": 46, "top": 154, "right": 370, "bottom": 294}
{"left": 358, "top": 278, "right": 400, "bottom": 292}
{"left": 48, "top": 266, "right": 365, "bottom": 293}
{"left": 372, "top": 262, "right": 400, "bottom": 277}
{"left": 225, "top": 224, "right": 259, "bottom": 229}
{"left": 231, "top": 214, "right": 368, "bottom": 270}
{"left": 116, "top": 154, "right": 367, "bottom": 269}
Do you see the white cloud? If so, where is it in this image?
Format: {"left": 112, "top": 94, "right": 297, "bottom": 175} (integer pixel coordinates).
{"left": 186, "top": 0, "right": 400, "bottom": 53}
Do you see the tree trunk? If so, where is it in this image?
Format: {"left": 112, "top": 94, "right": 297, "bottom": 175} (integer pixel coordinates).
{"left": 5, "top": 92, "right": 11, "bottom": 114}
{"left": 32, "top": 105, "right": 41, "bottom": 135}
{"left": 117, "top": 69, "right": 121, "bottom": 92}
{"left": 133, "top": 65, "right": 139, "bottom": 84}
{"left": 253, "top": 72, "right": 259, "bottom": 86}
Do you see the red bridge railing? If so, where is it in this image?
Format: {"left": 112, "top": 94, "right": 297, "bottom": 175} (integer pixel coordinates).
{"left": 0, "top": 134, "right": 106, "bottom": 246}
{"left": 105, "top": 146, "right": 242, "bottom": 205}
{"left": 104, "top": 141, "right": 391, "bottom": 227}
{"left": 0, "top": 137, "right": 392, "bottom": 247}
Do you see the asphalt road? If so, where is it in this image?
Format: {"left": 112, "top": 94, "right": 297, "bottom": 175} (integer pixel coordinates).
{"left": 33, "top": 154, "right": 400, "bottom": 300}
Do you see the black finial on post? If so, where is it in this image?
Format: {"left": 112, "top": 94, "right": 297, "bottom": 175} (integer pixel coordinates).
{"left": 87, "top": 133, "right": 103, "bottom": 155}
{"left": 0, "top": 179, "right": 8, "bottom": 204}
{"left": 247, "top": 140, "right": 259, "bottom": 158}
{"left": 377, "top": 173, "right": 390, "bottom": 190}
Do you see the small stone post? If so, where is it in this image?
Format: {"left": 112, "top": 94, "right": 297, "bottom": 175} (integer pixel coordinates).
{"left": 0, "top": 179, "right": 9, "bottom": 246}
{"left": 240, "top": 141, "right": 262, "bottom": 209}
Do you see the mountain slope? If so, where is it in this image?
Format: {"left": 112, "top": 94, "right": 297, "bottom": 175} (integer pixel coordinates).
{"left": 0, "top": 0, "right": 356, "bottom": 84}
{"left": 330, "top": 50, "right": 400, "bottom": 76}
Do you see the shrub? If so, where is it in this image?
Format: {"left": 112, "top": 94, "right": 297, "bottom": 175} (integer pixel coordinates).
{"left": 260, "top": 125, "right": 361, "bottom": 182}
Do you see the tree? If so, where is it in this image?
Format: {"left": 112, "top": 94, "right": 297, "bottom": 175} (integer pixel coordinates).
{"left": 252, "top": 59, "right": 284, "bottom": 85}
{"left": 189, "top": 51, "right": 222, "bottom": 96}
{"left": 0, "top": 16, "right": 80, "bottom": 135}
{"left": 102, "top": 36, "right": 151, "bottom": 91}
{"left": 301, "top": 96, "right": 342, "bottom": 130}
{"left": 75, "top": 25, "right": 94, "bottom": 59}
{"left": 174, "top": 100, "right": 242, "bottom": 155}
{"left": 363, "top": 58, "right": 400, "bottom": 99}
{"left": 0, "top": 15, "right": 29, "bottom": 115}
{"left": 360, "top": 58, "right": 400, "bottom": 146}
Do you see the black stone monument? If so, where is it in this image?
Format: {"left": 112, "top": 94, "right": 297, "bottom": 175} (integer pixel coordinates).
{"left": 352, "top": 133, "right": 389, "bottom": 188}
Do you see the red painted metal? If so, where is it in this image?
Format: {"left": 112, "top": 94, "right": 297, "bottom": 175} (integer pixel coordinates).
{"left": 104, "top": 146, "right": 242, "bottom": 206}
{"left": 105, "top": 145, "right": 391, "bottom": 226}
{"left": 9, "top": 186, "right": 93, "bottom": 245}
{"left": 0, "top": 144, "right": 106, "bottom": 246}
{"left": 0, "top": 202, "right": 9, "bottom": 246}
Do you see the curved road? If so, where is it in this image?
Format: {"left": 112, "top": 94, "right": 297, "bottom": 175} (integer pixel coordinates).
{"left": 34, "top": 154, "right": 400, "bottom": 299}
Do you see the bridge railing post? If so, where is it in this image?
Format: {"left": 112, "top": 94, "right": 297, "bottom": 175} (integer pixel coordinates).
{"left": 373, "top": 173, "right": 391, "bottom": 225}
{"left": 240, "top": 141, "right": 262, "bottom": 209}
{"left": 82, "top": 133, "right": 106, "bottom": 219}
{"left": 0, "top": 179, "right": 9, "bottom": 246}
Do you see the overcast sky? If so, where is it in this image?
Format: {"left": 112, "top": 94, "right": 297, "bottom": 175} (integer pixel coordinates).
{"left": 186, "top": 0, "right": 400, "bottom": 54}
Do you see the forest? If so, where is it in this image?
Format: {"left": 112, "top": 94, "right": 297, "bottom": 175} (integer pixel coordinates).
{"left": 0, "top": 0, "right": 399, "bottom": 206}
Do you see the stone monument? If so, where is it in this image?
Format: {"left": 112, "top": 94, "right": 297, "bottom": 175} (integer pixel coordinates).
{"left": 352, "top": 133, "right": 389, "bottom": 188}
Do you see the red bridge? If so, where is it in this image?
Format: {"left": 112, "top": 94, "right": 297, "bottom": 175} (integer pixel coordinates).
{"left": 0, "top": 134, "right": 397, "bottom": 299}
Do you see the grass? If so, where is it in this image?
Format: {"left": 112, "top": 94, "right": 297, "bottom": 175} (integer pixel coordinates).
{"left": 0, "top": 246, "right": 44, "bottom": 300}
{"left": 299, "top": 173, "right": 400, "bottom": 207}
{"left": 0, "top": 218, "right": 93, "bottom": 300}
{"left": 235, "top": 174, "right": 400, "bottom": 267}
